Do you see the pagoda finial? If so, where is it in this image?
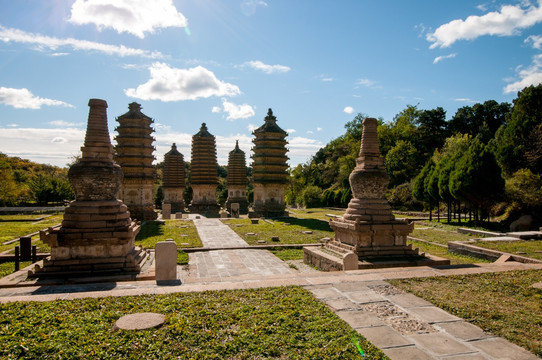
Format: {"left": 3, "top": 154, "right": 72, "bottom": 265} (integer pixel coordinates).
{"left": 265, "top": 108, "right": 277, "bottom": 123}
{"left": 172, "top": 143, "right": 177, "bottom": 149}
{"left": 235, "top": 140, "right": 239, "bottom": 149}
{"left": 128, "top": 102, "right": 141, "bottom": 111}
{"left": 201, "top": 122, "right": 207, "bottom": 130}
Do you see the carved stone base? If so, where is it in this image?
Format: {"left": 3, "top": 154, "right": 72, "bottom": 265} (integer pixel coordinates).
{"left": 226, "top": 197, "right": 248, "bottom": 215}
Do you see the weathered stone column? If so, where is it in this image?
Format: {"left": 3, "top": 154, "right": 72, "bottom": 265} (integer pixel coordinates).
{"left": 33, "top": 99, "right": 146, "bottom": 278}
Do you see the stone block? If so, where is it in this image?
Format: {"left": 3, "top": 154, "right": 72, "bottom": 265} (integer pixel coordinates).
{"left": 343, "top": 252, "right": 358, "bottom": 270}
{"left": 155, "top": 240, "right": 178, "bottom": 283}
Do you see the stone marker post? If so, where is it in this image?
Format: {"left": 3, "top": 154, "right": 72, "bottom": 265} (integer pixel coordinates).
{"left": 162, "top": 203, "right": 171, "bottom": 220}
{"left": 155, "top": 240, "right": 178, "bottom": 284}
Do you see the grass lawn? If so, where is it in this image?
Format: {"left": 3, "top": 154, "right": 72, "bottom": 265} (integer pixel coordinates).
{"left": 0, "top": 215, "right": 62, "bottom": 253}
{"left": 269, "top": 248, "right": 305, "bottom": 261}
{"left": 0, "top": 286, "right": 387, "bottom": 359}
{"left": 135, "top": 220, "right": 202, "bottom": 249}
{"left": 472, "top": 240, "right": 542, "bottom": 261}
{"left": 407, "top": 240, "right": 491, "bottom": 265}
{"left": 0, "top": 214, "right": 50, "bottom": 221}
{"left": 390, "top": 269, "right": 542, "bottom": 357}
{"left": 0, "top": 261, "right": 32, "bottom": 278}
{"left": 224, "top": 218, "right": 333, "bottom": 245}
{"left": 287, "top": 207, "right": 344, "bottom": 220}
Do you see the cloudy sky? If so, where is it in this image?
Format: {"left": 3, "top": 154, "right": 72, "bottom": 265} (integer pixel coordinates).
{"left": 1, "top": 0, "right": 542, "bottom": 167}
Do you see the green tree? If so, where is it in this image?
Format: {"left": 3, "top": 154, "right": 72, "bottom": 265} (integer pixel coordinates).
{"left": 505, "top": 169, "right": 542, "bottom": 209}
{"left": 493, "top": 84, "right": 542, "bottom": 175}
{"left": 385, "top": 140, "right": 419, "bottom": 187}
{"left": 301, "top": 185, "right": 323, "bottom": 208}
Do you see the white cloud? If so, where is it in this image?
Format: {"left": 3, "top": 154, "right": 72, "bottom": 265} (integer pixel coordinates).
{"left": 241, "top": 0, "right": 268, "bottom": 16}
{"left": 285, "top": 129, "right": 296, "bottom": 134}
{"left": 356, "top": 78, "right": 375, "bottom": 87}
{"left": 343, "top": 106, "right": 354, "bottom": 114}
{"left": 525, "top": 34, "right": 542, "bottom": 49}
{"left": 124, "top": 63, "right": 241, "bottom": 101}
{"left": 317, "top": 127, "right": 322, "bottom": 132}
{"left": 433, "top": 53, "right": 457, "bottom": 64}
{"left": 454, "top": 98, "right": 478, "bottom": 103}
{"left": 69, "top": 0, "right": 187, "bottom": 39}
{"left": 504, "top": 54, "right": 542, "bottom": 93}
{"left": 287, "top": 136, "right": 324, "bottom": 164}
{"left": 0, "top": 127, "right": 85, "bottom": 167}
{"left": 243, "top": 60, "right": 291, "bottom": 74}
{"left": 215, "top": 99, "right": 255, "bottom": 120}
{"left": 0, "top": 87, "right": 74, "bottom": 109}
{"left": 306, "top": 130, "right": 314, "bottom": 134}
{"left": 0, "top": 25, "right": 163, "bottom": 58}
{"left": 248, "top": 123, "right": 257, "bottom": 132}
{"left": 48, "top": 120, "right": 83, "bottom": 127}
{"left": 427, "top": 1, "right": 542, "bottom": 48}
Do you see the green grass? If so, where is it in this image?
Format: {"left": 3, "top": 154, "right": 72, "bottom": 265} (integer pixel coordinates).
{"left": 0, "top": 215, "right": 49, "bottom": 221}
{"left": 407, "top": 240, "right": 491, "bottom": 265}
{"left": 287, "top": 208, "right": 344, "bottom": 220}
{"left": 135, "top": 220, "right": 202, "bottom": 249}
{"left": 176, "top": 250, "right": 189, "bottom": 265}
{"left": 472, "top": 240, "right": 542, "bottom": 261}
{"left": 0, "top": 261, "right": 32, "bottom": 278}
{"left": 0, "top": 215, "right": 62, "bottom": 253}
{"left": 224, "top": 218, "right": 333, "bottom": 245}
{"left": 269, "top": 248, "right": 305, "bottom": 261}
{"left": 0, "top": 286, "right": 388, "bottom": 359}
{"left": 411, "top": 226, "right": 474, "bottom": 245}
{"left": 390, "top": 269, "right": 542, "bottom": 357}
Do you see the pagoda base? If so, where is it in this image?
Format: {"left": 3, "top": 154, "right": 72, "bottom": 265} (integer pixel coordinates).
{"left": 304, "top": 215, "right": 450, "bottom": 271}
{"left": 188, "top": 203, "right": 220, "bottom": 218}
{"left": 226, "top": 198, "right": 249, "bottom": 215}
{"left": 125, "top": 204, "right": 157, "bottom": 222}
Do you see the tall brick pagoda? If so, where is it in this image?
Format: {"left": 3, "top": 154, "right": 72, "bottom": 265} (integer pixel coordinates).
{"left": 304, "top": 117, "right": 449, "bottom": 271}
{"left": 250, "top": 109, "right": 289, "bottom": 218}
{"left": 162, "top": 143, "right": 186, "bottom": 213}
{"left": 114, "top": 102, "right": 157, "bottom": 221}
{"left": 32, "top": 99, "right": 146, "bottom": 278}
{"left": 189, "top": 123, "right": 220, "bottom": 217}
{"left": 226, "top": 140, "right": 248, "bottom": 214}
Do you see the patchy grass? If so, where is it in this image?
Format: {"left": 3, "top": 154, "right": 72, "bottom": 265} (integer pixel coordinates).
{"left": 411, "top": 226, "right": 474, "bottom": 245}
{"left": 0, "top": 261, "right": 32, "bottom": 278}
{"left": 390, "top": 269, "right": 542, "bottom": 357}
{"left": 224, "top": 218, "right": 332, "bottom": 245}
{"left": 407, "top": 240, "right": 491, "bottom": 265}
{"left": 287, "top": 208, "right": 344, "bottom": 220}
{"left": 473, "top": 240, "right": 542, "bottom": 261}
{"left": 0, "top": 215, "right": 62, "bottom": 253}
{"left": 0, "top": 286, "right": 387, "bottom": 359}
{"left": 269, "top": 248, "right": 305, "bottom": 261}
{"left": 0, "top": 214, "right": 50, "bottom": 221}
{"left": 135, "top": 220, "right": 202, "bottom": 249}
{"left": 176, "top": 250, "right": 189, "bottom": 265}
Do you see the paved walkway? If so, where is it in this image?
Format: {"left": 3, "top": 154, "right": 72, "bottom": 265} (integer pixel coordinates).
{"left": 0, "top": 218, "right": 540, "bottom": 359}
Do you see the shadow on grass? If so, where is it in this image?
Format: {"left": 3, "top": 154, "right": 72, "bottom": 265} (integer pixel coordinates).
{"left": 282, "top": 217, "right": 332, "bottom": 232}
{"left": 135, "top": 221, "right": 164, "bottom": 241}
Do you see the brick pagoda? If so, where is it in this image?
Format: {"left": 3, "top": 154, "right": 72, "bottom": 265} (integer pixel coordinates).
{"left": 226, "top": 140, "right": 248, "bottom": 214}
{"left": 114, "top": 102, "right": 157, "bottom": 221}
{"left": 32, "top": 99, "right": 147, "bottom": 278}
{"left": 162, "top": 143, "right": 186, "bottom": 213}
{"left": 250, "top": 109, "right": 289, "bottom": 218}
{"left": 304, "top": 117, "right": 449, "bottom": 270}
{"left": 189, "top": 123, "right": 220, "bottom": 217}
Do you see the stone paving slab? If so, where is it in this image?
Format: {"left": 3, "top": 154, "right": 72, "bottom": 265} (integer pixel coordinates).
{"left": 357, "top": 325, "right": 414, "bottom": 348}
{"left": 436, "top": 321, "right": 493, "bottom": 341}
{"left": 469, "top": 338, "right": 539, "bottom": 360}
{"left": 408, "top": 332, "right": 475, "bottom": 357}
{"left": 382, "top": 346, "right": 434, "bottom": 360}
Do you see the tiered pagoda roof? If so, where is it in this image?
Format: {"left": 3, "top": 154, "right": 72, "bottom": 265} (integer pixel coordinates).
{"left": 251, "top": 109, "right": 289, "bottom": 184}
{"left": 114, "top": 102, "right": 155, "bottom": 180}
{"left": 191, "top": 123, "right": 218, "bottom": 185}
{"left": 227, "top": 140, "right": 247, "bottom": 187}
{"left": 163, "top": 143, "right": 185, "bottom": 188}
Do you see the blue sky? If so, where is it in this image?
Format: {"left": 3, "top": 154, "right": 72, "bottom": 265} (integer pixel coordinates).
{"left": 1, "top": 0, "right": 542, "bottom": 167}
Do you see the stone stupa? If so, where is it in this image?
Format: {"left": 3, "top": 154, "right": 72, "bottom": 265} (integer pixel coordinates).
{"left": 114, "top": 102, "right": 157, "bottom": 221}
{"left": 162, "top": 143, "right": 186, "bottom": 213}
{"left": 304, "top": 117, "right": 449, "bottom": 270}
{"left": 226, "top": 140, "right": 248, "bottom": 215}
{"left": 32, "top": 99, "right": 147, "bottom": 278}
{"left": 250, "top": 109, "right": 289, "bottom": 218}
{"left": 188, "top": 123, "right": 220, "bottom": 217}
